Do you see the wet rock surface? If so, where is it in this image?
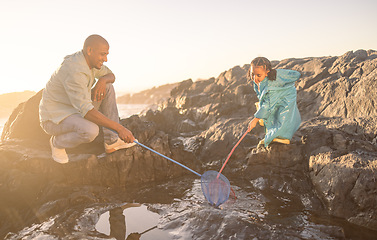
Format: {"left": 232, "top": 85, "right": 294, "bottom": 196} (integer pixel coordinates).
{"left": 1, "top": 50, "right": 377, "bottom": 239}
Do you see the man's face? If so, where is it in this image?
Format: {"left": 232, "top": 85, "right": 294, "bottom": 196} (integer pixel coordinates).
{"left": 86, "top": 43, "right": 109, "bottom": 69}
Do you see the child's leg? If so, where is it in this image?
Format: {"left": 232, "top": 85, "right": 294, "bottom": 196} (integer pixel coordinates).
{"left": 272, "top": 138, "right": 290, "bottom": 144}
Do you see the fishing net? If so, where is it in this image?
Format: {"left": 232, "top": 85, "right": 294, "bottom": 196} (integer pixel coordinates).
{"left": 201, "top": 129, "right": 249, "bottom": 207}
{"left": 134, "top": 140, "right": 234, "bottom": 207}
{"left": 201, "top": 170, "right": 231, "bottom": 207}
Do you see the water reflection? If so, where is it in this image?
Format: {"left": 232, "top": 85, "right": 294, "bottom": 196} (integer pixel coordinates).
{"left": 109, "top": 206, "right": 129, "bottom": 240}
{"left": 6, "top": 174, "right": 377, "bottom": 239}
{"left": 96, "top": 203, "right": 170, "bottom": 240}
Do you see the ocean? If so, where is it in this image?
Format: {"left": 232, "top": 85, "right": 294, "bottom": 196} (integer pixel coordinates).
{"left": 117, "top": 103, "right": 149, "bottom": 119}
{"left": 0, "top": 104, "right": 149, "bottom": 139}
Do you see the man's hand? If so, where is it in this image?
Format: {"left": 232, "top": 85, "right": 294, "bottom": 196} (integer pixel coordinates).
{"left": 91, "top": 73, "right": 115, "bottom": 101}
{"left": 92, "top": 78, "right": 107, "bottom": 101}
{"left": 117, "top": 126, "right": 135, "bottom": 143}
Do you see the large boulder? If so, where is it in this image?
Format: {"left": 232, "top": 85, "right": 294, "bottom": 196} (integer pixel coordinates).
{"left": 301, "top": 117, "right": 377, "bottom": 230}
{"left": 1, "top": 90, "right": 49, "bottom": 145}
{"left": 290, "top": 50, "right": 377, "bottom": 120}
{"left": 1, "top": 90, "right": 105, "bottom": 154}
{"left": 310, "top": 151, "right": 377, "bottom": 229}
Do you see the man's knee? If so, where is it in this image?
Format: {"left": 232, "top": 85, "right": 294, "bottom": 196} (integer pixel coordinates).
{"left": 105, "top": 83, "right": 115, "bottom": 93}
{"left": 81, "top": 123, "right": 99, "bottom": 143}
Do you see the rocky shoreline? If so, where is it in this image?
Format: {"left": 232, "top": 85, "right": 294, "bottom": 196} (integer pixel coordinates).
{"left": 1, "top": 49, "right": 376, "bottom": 238}
{"left": 116, "top": 82, "right": 179, "bottom": 105}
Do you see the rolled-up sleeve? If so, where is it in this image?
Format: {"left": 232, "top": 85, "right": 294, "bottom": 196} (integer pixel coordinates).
{"left": 94, "top": 65, "right": 113, "bottom": 79}
{"left": 63, "top": 69, "right": 94, "bottom": 117}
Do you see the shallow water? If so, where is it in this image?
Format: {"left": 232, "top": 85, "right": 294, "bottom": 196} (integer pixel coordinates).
{"left": 8, "top": 177, "right": 377, "bottom": 240}
{"left": 95, "top": 204, "right": 170, "bottom": 239}
{"left": 95, "top": 177, "right": 377, "bottom": 240}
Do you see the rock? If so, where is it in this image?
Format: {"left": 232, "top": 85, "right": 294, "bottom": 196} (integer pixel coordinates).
{"left": 1, "top": 90, "right": 49, "bottom": 145}
{"left": 332, "top": 133, "right": 347, "bottom": 150}
{"left": 1, "top": 90, "right": 105, "bottom": 154}
{"left": 0, "top": 114, "right": 201, "bottom": 236}
{"left": 178, "top": 119, "right": 197, "bottom": 133}
{"left": 170, "top": 79, "right": 193, "bottom": 97}
{"left": 287, "top": 50, "right": 377, "bottom": 120}
{"left": 299, "top": 117, "right": 377, "bottom": 230}
{"left": 223, "top": 65, "right": 247, "bottom": 83}
{"left": 309, "top": 152, "right": 377, "bottom": 230}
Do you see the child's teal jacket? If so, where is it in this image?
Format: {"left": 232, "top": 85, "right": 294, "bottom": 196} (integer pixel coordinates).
{"left": 253, "top": 69, "right": 301, "bottom": 146}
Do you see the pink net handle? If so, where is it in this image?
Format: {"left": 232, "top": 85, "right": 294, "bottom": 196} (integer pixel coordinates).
{"left": 217, "top": 129, "right": 250, "bottom": 178}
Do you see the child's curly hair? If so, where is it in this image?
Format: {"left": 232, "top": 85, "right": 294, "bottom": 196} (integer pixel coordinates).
{"left": 247, "top": 57, "right": 277, "bottom": 81}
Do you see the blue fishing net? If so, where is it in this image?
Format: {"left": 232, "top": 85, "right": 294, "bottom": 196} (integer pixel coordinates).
{"left": 201, "top": 170, "right": 231, "bottom": 207}
{"left": 133, "top": 141, "right": 232, "bottom": 207}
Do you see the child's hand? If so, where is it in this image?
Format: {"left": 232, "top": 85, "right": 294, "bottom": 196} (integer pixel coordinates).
{"left": 248, "top": 118, "right": 260, "bottom": 132}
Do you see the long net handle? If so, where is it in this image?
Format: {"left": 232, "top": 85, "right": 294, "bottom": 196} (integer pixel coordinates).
{"left": 217, "top": 129, "right": 250, "bottom": 178}
{"left": 140, "top": 225, "right": 157, "bottom": 235}
{"left": 134, "top": 140, "right": 202, "bottom": 177}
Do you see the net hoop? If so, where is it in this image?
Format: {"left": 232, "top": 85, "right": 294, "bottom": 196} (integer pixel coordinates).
{"left": 201, "top": 170, "right": 231, "bottom": 207}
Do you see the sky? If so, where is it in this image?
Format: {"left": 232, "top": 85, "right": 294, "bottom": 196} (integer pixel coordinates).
{"left": 1, "top": 0, "right": 376, "bottom": 95}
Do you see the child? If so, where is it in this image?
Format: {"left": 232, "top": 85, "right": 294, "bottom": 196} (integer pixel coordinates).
{"left": 247, "top": 57, "right": 301, "bottom": 147}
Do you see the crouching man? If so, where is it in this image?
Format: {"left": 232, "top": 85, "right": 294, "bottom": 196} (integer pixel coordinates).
{"left": 39, "top": 34, "right": 136, "bottom": 163}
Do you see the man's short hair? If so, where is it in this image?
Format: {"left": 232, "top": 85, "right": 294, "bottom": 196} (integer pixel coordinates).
{"left": 83, "top": 35, "right": 108, "bottom": 51}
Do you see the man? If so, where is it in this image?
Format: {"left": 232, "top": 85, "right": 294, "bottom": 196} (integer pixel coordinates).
{"left": 39, "top": 34, "right": 136, "bottom": 164}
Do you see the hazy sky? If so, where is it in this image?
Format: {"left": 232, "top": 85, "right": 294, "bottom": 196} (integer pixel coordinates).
{"left": 1, "top": 0, "right": 376, "bottom": 95}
